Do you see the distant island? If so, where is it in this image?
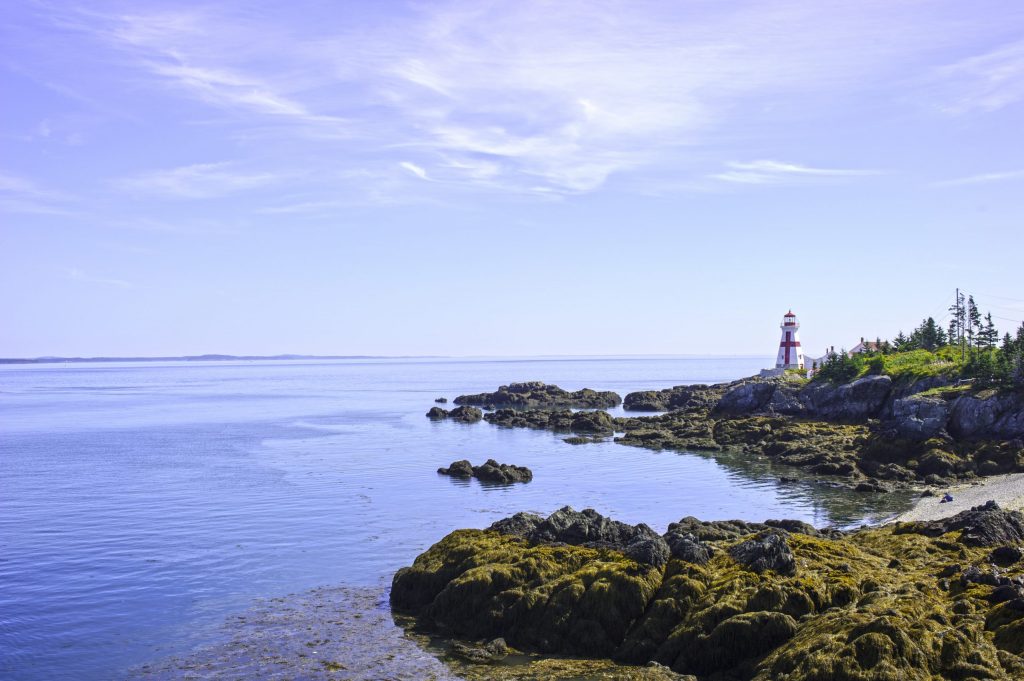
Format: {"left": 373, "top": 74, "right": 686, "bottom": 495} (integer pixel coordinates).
{"left": 0, "top": 354, "right": 432, "bottom": 365}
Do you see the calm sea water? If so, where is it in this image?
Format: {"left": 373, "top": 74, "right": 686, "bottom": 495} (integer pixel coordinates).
{"left": 0, "top": 357, "right": 912, "bottom": 680}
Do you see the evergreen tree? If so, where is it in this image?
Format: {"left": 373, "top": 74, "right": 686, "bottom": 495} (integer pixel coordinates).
{"left": 948, "top": 290, "right": 966, "bottom": 349}
{"left": 893, "top": 331, "right": 909, "bottom": 351}
{"left": 966, "top": 295, "right": 981, "bottom": 349}
{"left": 978, "top": 313, "right": 998, "bottom": 349}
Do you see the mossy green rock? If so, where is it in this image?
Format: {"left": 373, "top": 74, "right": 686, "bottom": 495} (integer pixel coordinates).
{"left": 392, "top": 530, "right": 662, "bottom": 656}
{"left": 393, "top": 509, "right": 1024, "bottom": 680}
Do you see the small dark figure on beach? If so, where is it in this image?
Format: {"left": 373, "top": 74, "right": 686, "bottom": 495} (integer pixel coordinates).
{"left": 940, "top": 493, "right": 954, "bottom": 503}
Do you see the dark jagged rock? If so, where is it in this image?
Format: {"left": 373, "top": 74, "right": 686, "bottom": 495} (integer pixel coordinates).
{"left": 894, "top": 500, "right": 1024, "bottom": 546}
{"left": 449, "top": 406, "right": 483, "bottom": 423}
{"left": 426, "top": 406, "right": 449, "bottom": 420}
{"left": 455, "top": 382, "right": 621, "bottom": 409}
{"left": 434, "top": 397, "right": 448, "bottom": 403}
{"left": 437, "top": 459, "right": 473, "bottom": 478}
{"left": 728, "top": 531, "right": 797, "bottom": 575}
{"left": 623, "top": 383, "right": 729, "bottom": 412}
{"left": 472, "top": 459, "right": 533, "bottom": 483}
{"left": 663, "top": 531, "right": 712, "bottom": 564}
{"left": 714, "top": 381, "right": 777, "bottom": 415}
{"left": 487, "top": 512, "right": 544, "bottom": 537}
{"left": 991, "top": 545, "right": 1024, "bottom": 566}
{"left": 490, "top": 506, "right": 671, "bottom": 567}
{"left": 438, "top": 459, "right": 532, "bottom": 484}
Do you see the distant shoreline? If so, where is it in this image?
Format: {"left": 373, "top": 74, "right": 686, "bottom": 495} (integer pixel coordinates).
{"left": 0, "top": 354, "right": 415, "bottom": 365}
{"left": 0, "top": 354, "right": 772, "bottom": 365}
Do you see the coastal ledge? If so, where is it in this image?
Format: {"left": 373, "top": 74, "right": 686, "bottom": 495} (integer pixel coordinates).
{"left": 469, "top": 374, "right": 1024, "bottom": 490}
{"left": 454, "top": 381, "right": 622, "bottom": 410}
{"left": 392, "top": 504, "right": 1024, "bottom": 680}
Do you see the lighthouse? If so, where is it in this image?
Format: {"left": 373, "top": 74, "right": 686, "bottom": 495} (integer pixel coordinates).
{"left": 775, "top": 310, "right": 805, "bottom": 370}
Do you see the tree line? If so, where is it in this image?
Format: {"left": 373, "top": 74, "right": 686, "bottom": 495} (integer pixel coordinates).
{"left": 814, "top": 293, "right": 1024, "bottom": 388}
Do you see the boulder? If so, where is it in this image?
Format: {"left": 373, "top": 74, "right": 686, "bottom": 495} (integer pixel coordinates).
{"left": 570, "top": 410, "right": 615, "bottom": 434}
{"left": 448, "top": 637, "right": 508, "bottom": 664}
{"left": 426, "top": 406, "right": 449, "bottom": 420}
{"left": 439, "top": 459, "right": 532, "bottom": 484}
{"left": 728, "top": 531, "right": 797, "bottom": 575}
{"left": 887, "top": 395, "right": 951, "bottom": 440}
{"left": 438, "top": 459, "right": 473, "bottom": 478}
{"left": 795, "top": 375, "right": 893, "bottom": 422}
{"left": 894, "top": 500, "right": 1024, "bottom": 546}
{"left": 434, "top": 397, "right": 448, "bottom": 403}
{"left": 448, "top": 406, "right": 483, "bottom": 423}
{"left": 492, "top": 506, "right": 671, "bottom": 567}
{"left": 949, "top": 393, "right": 1024, "bottom": 440}
{"left": 472, "top": 459, "right": 533, "bottom": 483}
{"left": 714, "top": 381, "right": 777, "bottom": 416}
{"left": 663, "top": 531, "right": 712, "bottom": 564}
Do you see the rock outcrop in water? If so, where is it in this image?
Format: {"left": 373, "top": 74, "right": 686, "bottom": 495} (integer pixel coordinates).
{"left": 438, "top": 459, "right": 533, "bottom": 484}
{"left": 427, "top": 406, "right": 484, "bottom": 423}
{"left": 472, "top": 372, "right": 1024, "bottom": 488}
{"left": 455, "top": 382, "right": 621, "bottom": 410}
{"left": 392, "top": 505, "right": 1024, "bottom": 680}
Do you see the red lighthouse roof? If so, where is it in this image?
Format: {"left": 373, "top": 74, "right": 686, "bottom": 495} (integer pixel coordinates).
{"left": 785, "top": 310, "right": 795, "bottom": 316}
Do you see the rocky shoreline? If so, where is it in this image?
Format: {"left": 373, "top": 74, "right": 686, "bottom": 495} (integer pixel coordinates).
{"left": 392, "top": 503, "right": 1024, "bottom": 680}
{"left": 442, "top": 378, "right": 1024, "bottom": 490}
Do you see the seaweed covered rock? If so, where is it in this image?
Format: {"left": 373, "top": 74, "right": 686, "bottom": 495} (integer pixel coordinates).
{"left": 472, "top": 459, "right": 533, "bottom": 483}
{"left": 426, "top": 406, "right": 449, "bottom": 420}
{"left": 391, "top": 529, "right": 663, "bottom": 656}
{"left": 485, "top": 408, "right": 620, "bottom": 436}
{"left": 894, "top": 500, "right": 1024, "bottom": 546}
{"left": 438, "top": 459, "right": 533, "bottom": 484}
{"left": 449, "top": 406, "right": 483, "bottom": 423}
{"left": 438, "top": 459, "right": 473, "bottom": 478}
{"left": 394, "top": 508, "right": 1024, "bottom": 680}
{"left": 455, "top": 382, "right": 621, "bottom": 409}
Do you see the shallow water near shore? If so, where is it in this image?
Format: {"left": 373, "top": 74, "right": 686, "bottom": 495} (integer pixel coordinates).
{"left": 1, "top": 357, "right": 915, "bottom": 679}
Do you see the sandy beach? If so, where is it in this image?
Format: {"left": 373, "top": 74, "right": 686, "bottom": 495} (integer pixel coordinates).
{"left": 890, "top": 472, "right": 1024, "bottom": 523}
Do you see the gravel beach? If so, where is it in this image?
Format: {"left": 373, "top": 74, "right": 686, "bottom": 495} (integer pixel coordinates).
{"left": 890, "top": 472, "right": 1024, "bottom": 523}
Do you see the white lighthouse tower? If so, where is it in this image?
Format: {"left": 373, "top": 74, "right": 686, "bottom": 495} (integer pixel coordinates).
{"left": 775, "top": 310, "right": 805, "bottom": 370}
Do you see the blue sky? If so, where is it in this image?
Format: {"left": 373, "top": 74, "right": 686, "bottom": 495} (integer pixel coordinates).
{"left": 2, "top": 0, "right": 1022, "bottom": 357}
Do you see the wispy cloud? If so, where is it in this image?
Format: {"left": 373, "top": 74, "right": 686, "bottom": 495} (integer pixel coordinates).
{"left": 114, "top": 162, "right": 284, "bottom": 199}
{"left": 930, "top": 40, "right": 1024, "bottom": 114}
{"left": 933, "top": 169, "right": 1024, "bottom": 187}
{"left": 399, "top": 161, "right": 429, "bottom": 181}
{"left": 67, "top": 268, "right": 133, "bottom": 289}
{"left": 711, "top": 160, "right": 880, "bottom": 185}
{"left": 0, "top": 172, "right": 74, "bottom": 214}
{"left": 35, "top": 2, "right": 1024, "bottom": 200}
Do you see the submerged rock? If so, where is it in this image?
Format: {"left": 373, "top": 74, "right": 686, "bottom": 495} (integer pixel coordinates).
{"left": 455, "top": 382, "right": 621, "bottom": 409}
{"left": 435, "top": 397, "right": 448, "bottom": 403}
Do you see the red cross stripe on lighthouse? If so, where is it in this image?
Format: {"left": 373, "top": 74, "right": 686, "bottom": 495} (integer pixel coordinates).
{"left": 780, "top": 331, "right": 801, "bottom": 365}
